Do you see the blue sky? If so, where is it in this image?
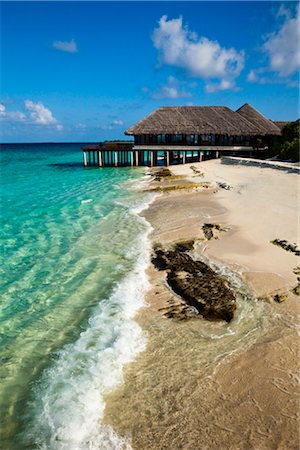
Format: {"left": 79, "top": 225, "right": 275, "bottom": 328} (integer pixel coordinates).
{"left": 1, "top": 1, "right": 299, "bottom": 143}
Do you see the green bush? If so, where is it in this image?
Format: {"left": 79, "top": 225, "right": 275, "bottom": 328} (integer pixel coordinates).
{"left": 267, "top": 119, "right": 299, "bottom": 161}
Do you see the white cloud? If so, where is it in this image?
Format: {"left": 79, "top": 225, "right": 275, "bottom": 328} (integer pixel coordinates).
{"left": 0, "top": 103, "right": 26, "bottom": 121}
{"left": 205, "top": 79, "right": 236, "bottom": 93}
{"left": 152, "top": 16, "right": 244, "bottom": 92}
{"left": 99, "top": 119, "right": 124, "bottom": 130}
{"left": 247, "top": 70, "right": 258, "bottom": 82}
{"left": 262, "top": 5, "right": 300, "bottom": 76}
{"left": 111, "top": 119, "right": 124, "bottom": 126}
{"left": 152, "top": 76, "right": 192, "bottom": 99}
{"left": 24, "top": 100, "right": 62, "bottom": 130}
{"left": 53, "top": 39, "right": 78, "bottom": 53}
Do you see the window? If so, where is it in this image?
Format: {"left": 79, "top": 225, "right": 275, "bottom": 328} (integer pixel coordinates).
{"left": 172, "top": 134, "right": 182, "bottom": 143}
{"left": 187, "top": 134, "right": 197, "bottom": 144}
{"left": 157, "top": 134, "right": 166, "bottom": 144}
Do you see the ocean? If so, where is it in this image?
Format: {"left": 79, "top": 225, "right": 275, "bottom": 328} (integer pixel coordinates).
{"left": 0, "top": 143, "right": 154, "bottom": 450}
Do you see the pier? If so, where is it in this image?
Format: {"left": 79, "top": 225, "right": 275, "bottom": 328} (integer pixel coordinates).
{"left": 81, "top": 142, "right": 263, "bottom": 168}
{"left": 82, "top": 143, "right": 220, "bottom": 168}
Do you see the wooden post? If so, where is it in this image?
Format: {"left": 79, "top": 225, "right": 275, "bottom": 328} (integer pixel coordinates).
{"left": 98, "top": 151, "right": 102, "bottom": 167}
{"left": 183, "top": 151, "right": 186, "bottom": 164}
{"left": 215, "top": 151, "right": 219, "bottom": 159}
{"left": 150, "top": 151, "right": 153, "bottom": 167}
{"left": 83, "top": 152, "right": 87, "bottom": 167}
{"left": 166, "top": 151, "right": 170, "bottom": 166}
{"left": 199, "top": 152, "right": 203, "bottom": 162}
{"left": 114, "top": 152, "right": 118, "bottom": 167}
{"left": 135, "top": 151, "right": 139, "bottom": 166}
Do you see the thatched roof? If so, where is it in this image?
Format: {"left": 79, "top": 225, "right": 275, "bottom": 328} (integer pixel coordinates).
{"left": 125, "top": 104, "right": 281, "bottom": 136}
{"left": 236, "top": 103, "right": 281, "bottom": 135}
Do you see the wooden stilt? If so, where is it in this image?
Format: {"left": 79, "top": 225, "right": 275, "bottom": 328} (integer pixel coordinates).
{"left": 183, "top": 151, "right": 186, "bottom": 164}
{"left": 150, "top": 151, "right": 153, "bottom": 167}
{"left": 114, "top": 152, "right": 118, "bottom": 167}
{"left": 166, "top": 151, "right": 170, "bottom": 166}
{"left": 135, "top": 151, "right": 139, "bottom": 166}
{"left": 98, "top": 151, "right": 102, "bottom": 167}
{"left": 83, "top": 152, "right": 87, "bottom": 167}
{"left": 216, "top": 151, "right": 219, "bottom": 158}
{"left": 199, "top": 152, "right": 203, "bottom": 162}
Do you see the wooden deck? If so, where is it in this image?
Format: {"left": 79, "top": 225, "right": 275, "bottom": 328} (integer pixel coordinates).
{"left": 82, "top": 142, "right": 261, "bottom": 168}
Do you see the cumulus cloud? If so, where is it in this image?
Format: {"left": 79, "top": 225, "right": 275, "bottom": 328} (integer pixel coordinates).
{"left": 152, "top": 16, "right": 244, "bottom": 92}
{"left": 0, "top": 103, "right": 26, "bottom": 121}
{"left": 262, "top": 5, "right": 300, "bottom": 77}
{"left": 53, "top": 39, "right": 78, "bottom": 53}
{"left": 24, "top": 100, "right": 62, "bottom": 129}
{"left": 152, "top": 76, "right": 192, "bottom": 99}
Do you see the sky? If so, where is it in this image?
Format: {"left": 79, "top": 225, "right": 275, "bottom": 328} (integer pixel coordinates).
{"left": 1, "top": 1, "right": 299, "bottom": 143}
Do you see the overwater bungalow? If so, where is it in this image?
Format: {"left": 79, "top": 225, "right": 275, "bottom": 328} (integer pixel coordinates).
{"left": 82, "top": 103, "right": 282, "bottom": 167}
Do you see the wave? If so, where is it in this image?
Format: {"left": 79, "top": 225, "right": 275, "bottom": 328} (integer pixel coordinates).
{"left": 23, "top": 198, "right": 153, "bottom": 450}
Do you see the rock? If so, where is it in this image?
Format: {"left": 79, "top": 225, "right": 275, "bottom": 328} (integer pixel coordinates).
{"left": 271, "top": 239, "right": 300, "bottom": 256}
{"left": 202, "top": 223, "right": 227, "bottom": 240}
{"left": 273, "top": 293, "right": 288, "bottom": 303}
{"left": 217, "top": 182, "right": 231, "bottom": 190}
{"left": 293, "top": 285, "right": 300, "bottom": 296}
{"left": 152, "top": 243, "right": 236, "bottom": 322}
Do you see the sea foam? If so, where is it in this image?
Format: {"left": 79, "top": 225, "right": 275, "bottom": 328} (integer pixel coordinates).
{"left": 25, "top": 201, "right": 152, "bottom": 450}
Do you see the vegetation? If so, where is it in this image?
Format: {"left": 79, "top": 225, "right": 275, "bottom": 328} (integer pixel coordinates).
{"left": 267, "top": 120, "right": 299, "bottom": 161}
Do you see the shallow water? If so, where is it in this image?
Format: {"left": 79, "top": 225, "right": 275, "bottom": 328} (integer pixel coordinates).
{"left": 0, "top": 144, "right": 153, "bottom": 449}
{"left": 104, "top": 251, "right": 298, "bottom": 450}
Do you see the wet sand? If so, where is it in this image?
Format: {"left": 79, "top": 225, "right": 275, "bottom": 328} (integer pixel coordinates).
{"left": 104, "top": 158, "right": 300, "bottom": 449}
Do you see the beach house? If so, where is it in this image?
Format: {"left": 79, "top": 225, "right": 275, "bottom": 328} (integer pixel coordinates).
{"left": 82, "top": 103, "right": 281, "bottom": 167}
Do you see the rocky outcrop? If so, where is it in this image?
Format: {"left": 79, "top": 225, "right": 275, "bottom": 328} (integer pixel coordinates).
{"left": 152, "top": 241, "right": 236, "bottom": 322}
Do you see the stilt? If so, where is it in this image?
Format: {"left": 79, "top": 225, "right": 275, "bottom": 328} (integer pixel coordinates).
{"left": 199, "top": 152, "right": 203, "bottom": 162}
{"left": 114, "top": 152, "right": 118, "bottom": 167}
{"left": 135, "top": 151, "right": 139, "bottom": 166}
{"left": 131, "top": 151, "right": 134, "bottom": 166}
{"left": 88, "top": 151, "right": 91, "bottom": 166}
{"left": 166, "top": 151, "right": 170, "bottom": 166}
{"left": 98, "top": 151, "right": 102, "bottom": 167}
{"left": 150, "top": 151, "right": 153, "bottom": 167}
{"left": 83, "top": 152, "right": 87, "bottom": 167}
{"left": 216, "top": 151, "right": 219, "bottom": 159}
{"left": 183, "top": 151, "right": 186, "bottom": 164}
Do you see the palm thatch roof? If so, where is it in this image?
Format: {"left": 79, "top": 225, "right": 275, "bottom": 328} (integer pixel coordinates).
{"left": 236, "top": 103, "right": 281, "bottom": 135}
{"left": 125, "top": 104, "right": 281, "bottom": 136}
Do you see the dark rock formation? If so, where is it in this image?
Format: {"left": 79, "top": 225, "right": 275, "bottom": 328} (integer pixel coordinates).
{"left": 271, "top": 239, "right": 300, "bottom": 256}
{"left": 152, "top": 242, "right": 236, "bottom": 322}
{"left": 202, "top": 223, "right": 228, "bottom": 240}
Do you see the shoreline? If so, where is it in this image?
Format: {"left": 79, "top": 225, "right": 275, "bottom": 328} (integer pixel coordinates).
{"left": 104, "top": 158, "right": 300, "bottom": 449}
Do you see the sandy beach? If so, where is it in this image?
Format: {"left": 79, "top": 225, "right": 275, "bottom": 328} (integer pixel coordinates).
{"left": 104, "top": 157, "right": 300, "bottom": 450}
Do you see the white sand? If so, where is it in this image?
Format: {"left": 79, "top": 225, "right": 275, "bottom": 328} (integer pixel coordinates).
{"left": 104, "top": 158, "right": 300, "bottom": 450}
{"left": 171, "top": 157, "right": 299, "bottom": 295}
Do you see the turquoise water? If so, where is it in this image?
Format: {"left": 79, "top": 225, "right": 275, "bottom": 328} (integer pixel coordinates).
{"left": 0, "top": 144, "right": 153, "bottom": 449}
